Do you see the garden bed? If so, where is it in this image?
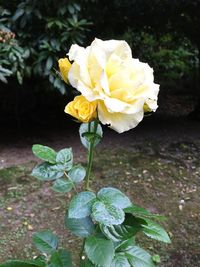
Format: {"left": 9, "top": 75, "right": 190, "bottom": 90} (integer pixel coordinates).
{"left": 0, "top": 118, "right": 200, "bottom": 266}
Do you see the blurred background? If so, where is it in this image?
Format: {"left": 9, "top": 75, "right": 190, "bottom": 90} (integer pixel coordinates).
{"left": 0, "top": 1, "right": 200, "bottom": 266}
{"left": 0, "top": 0, "right": 200, "bottom": 129}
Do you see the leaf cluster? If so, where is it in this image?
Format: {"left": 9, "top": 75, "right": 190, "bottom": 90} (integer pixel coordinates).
{"left": 32, "top": 145, "right": 86, "bottom": 193}
{"left": 0, "top": 122, "right": 171, "bottom": 267}
{"left": 0, "top": 1, "right": 91, "bottom": 93}
{"left": 0, "top": 31, "right": 30, "bottom": 84}
{"left": 66, "top": 187, "right": 171, "bottom": 266}
{"left": 122, "top": 30, "right": 198, "bottom": 84}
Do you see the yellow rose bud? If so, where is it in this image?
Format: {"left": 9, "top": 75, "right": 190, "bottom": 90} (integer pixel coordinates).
{"left": 58, "top": 58, "right": 71, "bottom": 83}
{"left": 64, "top": 95, "right": 97, "bottom": 123}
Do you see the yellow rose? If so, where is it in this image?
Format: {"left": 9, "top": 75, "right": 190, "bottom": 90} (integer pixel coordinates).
{"left": 64, "top": 95, "right": 97, "bottom": 123}
{"left": 66, "top": 38, "right": 159, "bottom": 133}
{"left": 58, "top": 58, "right": 71, "bottom": 83}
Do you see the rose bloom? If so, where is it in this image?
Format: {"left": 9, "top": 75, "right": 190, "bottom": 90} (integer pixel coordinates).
{"left": 65, "top": 95, "right": 97, "bottom": 123}
{"left": 65, "top": 38, "right": 159, "bottom": 133}
{"left": 58, "top": 58, "right": 71, "bottom": 83}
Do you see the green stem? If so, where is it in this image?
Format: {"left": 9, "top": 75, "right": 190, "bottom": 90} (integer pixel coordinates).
{"left": 80, "top": 120, "right": 98, "bottom": 265}
{"left": 79, "top": 238, "right": 86, "bottom": 263}
{"left": 85, "top": 120, "right": 98, "bottom": 191}
{"left": 64, "top": 171, "right": 77, "bottom": 193}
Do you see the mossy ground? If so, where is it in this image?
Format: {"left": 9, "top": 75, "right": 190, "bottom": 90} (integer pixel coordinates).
{"left": 0, "top": 129, "right": 200, "bottom": 267}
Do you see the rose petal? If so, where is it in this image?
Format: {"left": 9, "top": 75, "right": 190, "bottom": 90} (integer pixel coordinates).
{"left": 98, "top": 101, "right": 144, "bottom": 133}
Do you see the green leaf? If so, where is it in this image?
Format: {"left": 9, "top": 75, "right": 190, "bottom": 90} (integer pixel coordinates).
{"left": 0, "top": 261, "right": 44, "bottom": 267}
{"left": 80, "top": 259, "right": 94, "bottom": 267}
{"left": 115, "top": 238, "right": 135, "bottom": 252}
{"left": 46, "top": 56, "right": 53, "bottom": 71}
{"left": 92, "top": 200, "right": 124, "bottom": 226}
{"left": 104, "top": 213, "right": 146, "bottom": 243}
{"left": 17, "top": 71, "right": 23, "bottom": 85}
{"left": 49, "top": 249, "right": 72, "bottom": 267}
{"left": 32, "top": 144, "right": 57, "bottom": 164}
{"left": 31, "top": 256, "right": 46, "bottom": 267}
{"left": 56, "top": 148, "right": 73, "bottom": 171}
{"left": 97, "top": 187, "right": 131, "bottom": 209}
{"left": 79, "top": 122, "right": 103, "bottom": 149}
{"left": 12, "top": 9, "right": 24, "bottom": 21}
{"left": 100, "top": 224, "right": 122, "bottom": 242}
{"left": 52, "top": 179, "right": 73, "bottom": 193}
{"left": 85, "top": 236, "right": 114, "bottom": 267}
{"left": 68, "top": 165, "right": 86, "bottom": 183}
{"left": 68, "top": 4, "right": 75, "bottom": 14}
{"left": 111, "top": 254, "right": 130, "bottom": 267}
{"left": 124, "top": 204, "right": 165, "bottom": 221}
{"left": 82, "top": 132, "right": 101, "bottom": 143}
{"left": 32, "top": 230, "right": 58, "bottom": 254}
{"left": 68, "top": 191, "right": 96, "bottom": 218}
{"left": 65, "top": 214, "right": 95, "bottom": 237}
{"left": 100, "top": 217, "right": 141, "bottom": 242}
{"left": 141, "top": 219, "right": 171, "bottom": 243}
{"left": 125, "top": 246, "right": 155, "bottom": 267}
{"left": 32, "top": 163, "right": 64, "bottom": 181}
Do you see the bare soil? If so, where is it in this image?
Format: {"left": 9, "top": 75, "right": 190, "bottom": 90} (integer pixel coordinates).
{"left": 0, "top": 117, "right": 200, "bottom": 266}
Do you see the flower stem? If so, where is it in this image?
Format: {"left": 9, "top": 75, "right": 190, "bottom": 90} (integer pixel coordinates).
{"left": 79, "top": 238, "right": 86, "bottom": 263}
{"left": 85, "top": 120, "right": 98, "bottom": 191}
{"left": 64, "top": 171, "right": 77, "bottom": 193}
{"left": 80, "top": 120, "right": 98, "bottom": 264}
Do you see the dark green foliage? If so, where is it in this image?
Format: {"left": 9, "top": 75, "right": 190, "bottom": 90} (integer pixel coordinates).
{"left": 49, "top": 249, "right": 72, "bottom": 267}
{"left": 52, "top": 179, "right": 73, "bottom": 193}
{"left": 79, "top": 0, "right": 200, "bottom": 46}
{"left": 125, "top": 246, "right": 155, "bottom": 267}
{"left": 85, "top": 236, "right": 115, "bottom": 267}
{"left": 32, "top": 162, "right": 64, "bottom": 181}
{"left": 0, "top": 1, "right": 91, "bottom": 93}
{"left": 97, "top": 187, "right": 131, "bottom": 209}
{"left": 80, "top": 0, "right": 199, "bottom": 98}
{"left": 1, "top": 0, "right": 198, "bottom": 92}
{"left": 65, "top": 215, "right": 95, "bottom": 237}
{"left": 0, "top": 29, "right": 30, "bottom": 84}
{"left": 56, "top": 148, "right": 73, "bottom": 171}
{"left": 30, "top": 142, "right": 171, "bottom": 265}
{"left": 92, "top": 200, "right": 125, "bottom": 226}
{"left": 32, "top": 230, "right": 58, "bottom": 254}
{"left": 141, "top": 219, "right": 171, "bottom": 243}
{"left": 111, "top": 254, "right": 130, "bottom": 267}
{"left": 122, "top": 31, "right": 198, "bottom": 88}
{"left": 68, "top": 165, "right": 86, "bottom": 183}
{"left": 68, "top": 191, "right": 96, "bottom": 218}
{"left": 0, "top": 0, "right": 199, "bottom": 121}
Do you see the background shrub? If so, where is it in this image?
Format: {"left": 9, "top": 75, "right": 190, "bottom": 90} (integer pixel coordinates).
{"left": 0, "top": 0, "right": 199, "bottom": 126}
